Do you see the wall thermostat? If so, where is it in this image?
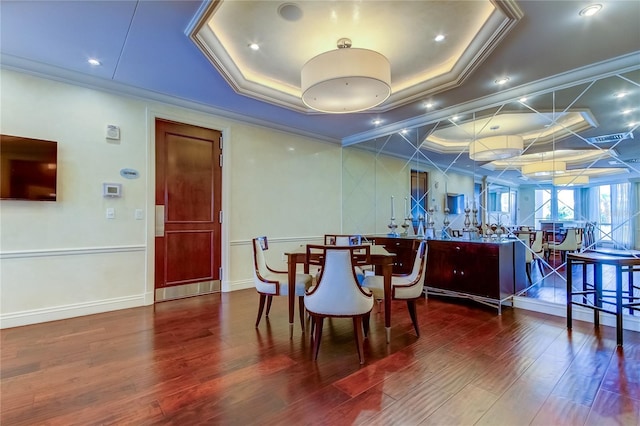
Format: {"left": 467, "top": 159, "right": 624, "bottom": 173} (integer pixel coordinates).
{"left": 106, "top": 125, "right": 120, "bottom": 140}
{"left": 103, "top": 183, "right": 122, "bottom": 198}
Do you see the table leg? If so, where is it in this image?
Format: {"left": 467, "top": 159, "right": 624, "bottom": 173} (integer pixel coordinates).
{"left": 287, "top": 253, "right": 296, "bottom": 339}
{"left": 594, "top": 264, "right": 602, "bottom": 327}
{"left": 383, "top": 261, "right": 392, "bottom": 344}
{"left": 629, "top": 266, "right": 635, "bottom": 316}
{"left": 567, "top": 257, "right": 573, "bottom": 329}
{"left": 616, "top": 265, "right": 623, "bottom": 346}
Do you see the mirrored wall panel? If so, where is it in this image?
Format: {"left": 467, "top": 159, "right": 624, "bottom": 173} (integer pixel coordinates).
{"left": 343, "top": 67, "right": 640, "bottom": 312}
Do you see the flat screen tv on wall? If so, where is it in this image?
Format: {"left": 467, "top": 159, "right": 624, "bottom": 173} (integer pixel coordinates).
{"left": 446, "top": 193, "right": 465, "bottom": 215}
{"left": 0, "top": 134, "right": 58, "bottom": 201}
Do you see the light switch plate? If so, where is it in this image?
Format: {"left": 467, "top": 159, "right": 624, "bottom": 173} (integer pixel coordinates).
{"left": 106, "top": 208, "right": 115, "bottom": 219}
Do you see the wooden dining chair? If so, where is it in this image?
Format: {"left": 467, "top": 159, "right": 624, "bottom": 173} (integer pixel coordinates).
{"left": 252, "top": 236, "right": 313, "bottom": 330}
{"left": 361, "top": 240, "right": 427, "bottom": 337}
{"left": 304, "top": 244, "right": 374, "bottom": 364}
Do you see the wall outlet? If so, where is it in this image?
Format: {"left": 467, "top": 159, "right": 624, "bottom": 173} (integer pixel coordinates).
{"left": 134, "top": 209, "right": 143, "bottom": 220}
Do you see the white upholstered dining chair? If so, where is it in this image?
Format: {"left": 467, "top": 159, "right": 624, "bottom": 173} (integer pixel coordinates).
{"left": 547, "top": 228, "right": 579, "bottom": 262}
{"left": 252, "top": 236, "right": 313, "bottom": 330}
{"left": 362, "top": 240, "right": 427, "bottom": 337}
{"left": 531, "top": 230, "right": 545, "bottom": 273}
{"left": 304, "top": 244, "right": 374, "bottom": 364}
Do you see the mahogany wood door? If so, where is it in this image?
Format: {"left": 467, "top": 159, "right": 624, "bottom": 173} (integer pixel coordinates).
{"left": 155, "top": 119, "right": 222, "bottom": 292}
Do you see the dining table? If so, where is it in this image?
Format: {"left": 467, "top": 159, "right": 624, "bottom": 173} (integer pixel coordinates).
{"left": 285, "top": 244, "right": 396, "bottom": 343}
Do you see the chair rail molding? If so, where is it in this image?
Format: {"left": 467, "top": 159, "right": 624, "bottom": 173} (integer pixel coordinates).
{"left": 0, "top": 245, "right": 146, "bottom": 259}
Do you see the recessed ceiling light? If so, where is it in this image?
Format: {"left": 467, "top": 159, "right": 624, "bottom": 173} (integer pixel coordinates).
{"left": 622, "top": 109, "right": 633, "bottom": 115}
{"left": 495, "top": 77, "right": 510, "bottom": 85}
{"left": 87, "top": 58, "right": 101, "bottom": 66}
{"left": 400, "top": 129, "right": 408, "bottom": 134}
{"left": 249, "top": 43, "right": 260, "bottom": 51}
{"left": 519, "top": 97, "right": 528, "bottom": 103}
{"left": 451, "top": 116, "right": 459, "bottom": 122}
{"left": 434, "top": 34, "right": 445, "bottom": 42}
{"left": 424, "top": 102, "right": 434, "bottom": 109}
{"left": 614, "top": 91, "right": 628, "bottom": 99}
{"left": 579, "top": 4, "right": 602, "bottom": 16}
{"left": 629, "top": 122, "right": 638, "bottom": 127}
{"left": 372, "top": 119, "right": 382, "bottom": 125}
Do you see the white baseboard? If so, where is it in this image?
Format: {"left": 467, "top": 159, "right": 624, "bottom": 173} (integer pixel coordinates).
{"left": 224, "top": 279, "right": 253, "bottom": 292}
{"left": 0, "top": 294, "right": 146, "bottom": 329}
{"left": 513, "top": 296, "right": 640, "bottom": 333}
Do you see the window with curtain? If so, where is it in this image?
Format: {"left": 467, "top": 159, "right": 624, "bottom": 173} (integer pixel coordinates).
{"left": 534, "top": 188, "right": 551, "bottom": 229}
{"left": 557, "top": 189, "right": 575, "bottom": 220}
{"left": 585, "top": 183, "right": 633, "bottom": 249}
{"left": 611, "top": 183, "right": 632, "bottom": 249}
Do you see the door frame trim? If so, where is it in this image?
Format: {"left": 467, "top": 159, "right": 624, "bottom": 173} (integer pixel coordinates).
{"left": 146, "top": 107, "right": 231, "bottom": 305}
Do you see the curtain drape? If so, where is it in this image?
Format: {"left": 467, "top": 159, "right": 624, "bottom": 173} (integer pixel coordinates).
{"left": 611, "top": 182, "right": 632, "bottom": 249}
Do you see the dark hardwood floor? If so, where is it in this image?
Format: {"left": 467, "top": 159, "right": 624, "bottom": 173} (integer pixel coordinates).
{"left": 2, "top": 289, "right": 640, "bottom": 425}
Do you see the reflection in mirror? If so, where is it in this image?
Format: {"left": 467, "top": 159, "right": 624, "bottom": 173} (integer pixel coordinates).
{"left": 343, "top": 67, "right": 639, "bottom": 317}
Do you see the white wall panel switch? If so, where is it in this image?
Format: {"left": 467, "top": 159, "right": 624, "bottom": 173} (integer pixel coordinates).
{"left": 134, "top": 209, "right": 143, "bottom": 220}
{"left": 106, "top": 208, "right": 115, "bottom": 219}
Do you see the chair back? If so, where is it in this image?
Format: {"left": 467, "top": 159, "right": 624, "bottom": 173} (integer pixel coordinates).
{"left": 324, "top": 234, "right": 362, "bottom": 246}
{"left": 531, "top": 230, "right": 544, "bottom": 254}
{"left": 576, "top": 227, "right": 583, "bottom": 248}
{"left": 392, "top": 240, "right": 428, "bottom": 299}
{"left": 252, "top": 236, "right": 284, "bottom": 293}
{"left": 564, "top": 228, "right": 579, "bottom": 250}
{"left": 517, "top": 234, "right": 533, "bottom": 263}
{"left": 305, "top": 245, "right": 373, "bottom": 316}
{"left": 406, "top": 240, "right": 427, "bottom": 283}
{"left": 252, "top": 236, "right": 271, "bottom": 278}
{"left": 553, "top": 228, "right": 579, "bottom": 251}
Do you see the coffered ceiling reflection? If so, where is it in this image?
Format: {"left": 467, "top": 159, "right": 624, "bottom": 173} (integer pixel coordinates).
{"left": 343, "top": 66, "right": 639, "bottom": 308}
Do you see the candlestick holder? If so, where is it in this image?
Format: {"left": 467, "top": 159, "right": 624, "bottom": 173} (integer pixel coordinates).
{"left": 463, "top": 206, "right": 471, "bottom": 230}
{"left": 427, "top": 207, "right": 435, "bottom": 229}
{"left": 387, "top": 217, "right": 398, "bottom": 237}
{"left": 442, "top": 208, "right": 451, "bottom": 239}
{"left": 401, "top": 214, "right": 413, "bottom": 237}
{"left": 472, "top": 206, "right": 479, "bottom": 228}
{"left": 416, "top": 214, "right": 425, "bottom": 238}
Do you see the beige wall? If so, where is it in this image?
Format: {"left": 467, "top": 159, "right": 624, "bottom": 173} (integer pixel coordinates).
{"left": 0, "top": 69, "right": 341, "bottom": 327}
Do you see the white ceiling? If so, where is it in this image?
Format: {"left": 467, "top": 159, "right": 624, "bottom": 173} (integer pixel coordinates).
{"left": 191, "top": 0, "right": 518, "bottom": 112}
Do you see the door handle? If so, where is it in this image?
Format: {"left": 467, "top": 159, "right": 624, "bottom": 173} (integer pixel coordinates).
{"left": 155, "top": 205, "right": 165, "bottom": 237}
